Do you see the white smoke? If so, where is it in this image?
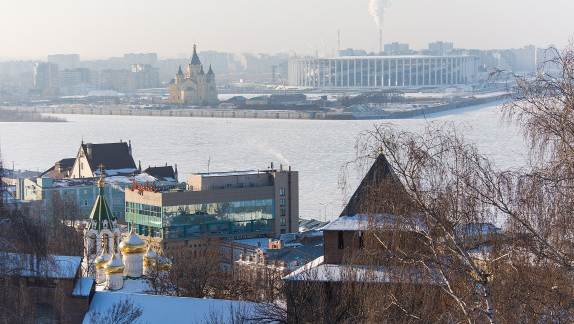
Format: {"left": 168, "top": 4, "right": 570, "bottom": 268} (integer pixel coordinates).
{"left": 368, "top": 0, "right": 392, "bottom": 28}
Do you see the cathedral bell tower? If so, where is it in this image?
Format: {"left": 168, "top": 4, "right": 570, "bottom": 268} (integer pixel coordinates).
{"left": 83, "top": 166, "right": 121, "bottom": 277}
{"left": 187, "top": 44, "right": 203, "bottom": 77}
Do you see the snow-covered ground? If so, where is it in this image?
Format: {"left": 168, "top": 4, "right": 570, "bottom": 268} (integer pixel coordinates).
{"left": 0, "top": 101, "right": 525, "bottom": 220}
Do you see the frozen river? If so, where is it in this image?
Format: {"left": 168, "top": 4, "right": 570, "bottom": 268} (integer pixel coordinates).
{"left": 0, "top": 101, "right": 526, "bottom": 220}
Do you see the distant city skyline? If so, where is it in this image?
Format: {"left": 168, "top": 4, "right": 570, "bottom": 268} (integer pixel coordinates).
{"left": 1, "top": 0, "right": 573, "bottom": 60}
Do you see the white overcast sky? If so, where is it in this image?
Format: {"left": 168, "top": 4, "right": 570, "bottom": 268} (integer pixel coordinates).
{"left": 1, "top": 0, "right": 573, "bottom": 59}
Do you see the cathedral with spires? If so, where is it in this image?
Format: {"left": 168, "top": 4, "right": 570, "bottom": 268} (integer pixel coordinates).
{"left": 168, "top": 45, "right": 219, "bottom": 106}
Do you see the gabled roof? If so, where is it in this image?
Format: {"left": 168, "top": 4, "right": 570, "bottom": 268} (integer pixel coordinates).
{"left": 41, "top": 157, "right": 76, "bottom": 178}
{"left": 57, "top": 158, "right": 76, "bottom": 169}
{"left": 143, "top": 165, "right": 176, "bottom": 181}
{"left": 191, "top": 44, "right": 201, "bottom": 65}
{"left": 341, "top": 154, "right": 413, "bottom": 217}
{"left": 81, "top": 142, "right": 137, "bottom": 174}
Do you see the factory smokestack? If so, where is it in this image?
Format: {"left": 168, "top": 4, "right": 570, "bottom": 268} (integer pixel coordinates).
{"left": 379, "top": 29, "right": 383, "bottom": 54}
{"left": 337, "top": 30, "right": 341, "bottom": 53}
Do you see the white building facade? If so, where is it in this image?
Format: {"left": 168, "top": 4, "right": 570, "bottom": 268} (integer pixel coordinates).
{"left": 288, "top": 55, "right": 478, "bottom": 89}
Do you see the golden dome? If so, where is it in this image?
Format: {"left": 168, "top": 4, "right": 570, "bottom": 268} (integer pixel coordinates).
{"left": 105, "top": 253, "right": 125, "bottom": 274}
{"left": 119, "top": 229, "right": 146, "bottom": 254}
{"left": 143, "top": 246, "right": 158, "bottom": 267}
{"left": 157, "top": 256, "right": 172, "bottom": 271}
{"left": 95, "top": 252, "right": 111, "bottom": 269}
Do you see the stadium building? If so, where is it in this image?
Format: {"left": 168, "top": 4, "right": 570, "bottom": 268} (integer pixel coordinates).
{"left": 288, "top": 55, "right": 478, "bottom": 89}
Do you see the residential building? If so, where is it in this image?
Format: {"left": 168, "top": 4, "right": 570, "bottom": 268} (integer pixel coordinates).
{"left": 222, "top": 229, "right": 323, "bottom": 274}
{"left": 22, "top": 176, "right": 126, "bottom": 221}
{"left": 123, "top": 53, "right": 158, "bottom": 66}
{"left": 20, "top": 142, "right": 178, "bottom": 221}
{"left": 47, "top": 54, "right": 80, "bottom": 69}
{"left": 125, "top": 166, "right": 299, "bottom": 249}
{"left": 384, "top": 42, "right": 411, "bottom": 55}
{"left": 99, "top": 69, "right": 130, "bottom": 92}
{"left": 33, "top": 62, "right": 59, "bottom": 96}
{"left": 427, "top": 41, "right": 455, "bottom": 56}
{"left": 69, "top": 141, "right": 137, "bottom": 179}
{"left": 129, "top": 64, "right": 160, "bottom": 89}
{"left": 59, "top": 68, "right": 94, "bottom": 95}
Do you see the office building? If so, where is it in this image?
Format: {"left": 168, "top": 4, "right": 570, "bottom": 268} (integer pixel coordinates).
{"left": 125, "top": 166, "right": 299, "bottom": 245}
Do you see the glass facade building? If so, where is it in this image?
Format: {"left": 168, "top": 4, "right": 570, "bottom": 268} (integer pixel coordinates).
{"left": 126, "top": 198, "right": 274, "bottom": 239}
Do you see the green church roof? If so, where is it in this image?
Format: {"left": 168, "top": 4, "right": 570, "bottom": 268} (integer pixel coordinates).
{"left": 87, "top": 176, "right": 117, "bottom": 231}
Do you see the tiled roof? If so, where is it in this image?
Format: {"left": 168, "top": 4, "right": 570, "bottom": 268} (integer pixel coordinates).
{"left": 81, "top": 142, "right": 136, "bottom": 173}
{"left": 143, "top": 166, "right": 176, "bottom": 181}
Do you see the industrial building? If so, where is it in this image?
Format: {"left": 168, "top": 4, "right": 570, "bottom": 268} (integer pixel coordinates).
{"left": 288, "top": 55, "right": 478, "bottom": 89}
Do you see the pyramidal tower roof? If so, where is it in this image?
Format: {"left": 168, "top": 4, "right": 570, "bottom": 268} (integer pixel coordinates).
{"left": 340, "top": 154, "right": 414, "bottom": 217}
{"left": 87, "top": 168, "right": 117, "bottom": 231}
{"left": 207, "top": 64, "right": 214, "bottom": 75}
{"left": 191, "top": 44, "right": 201, "bottom": 65}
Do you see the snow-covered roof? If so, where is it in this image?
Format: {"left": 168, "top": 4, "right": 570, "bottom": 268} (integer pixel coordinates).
{"left": 233, "top": 238, "right": 271, "bottom": 250}
{"left": 72, "top": 277, "right": 94, "bottom": 297}
{"left": 83, "top": 292, "right": 259, "bottom": 324}
{"left": 321, "top": 214, "right": 426, "bottom": 232}
{"left": 284, "top": 256, "right": 438, "bottom": 285}
{"left": 95, "top": 278, "right": 151, "bottom": 293}
{"left": 0, "top": 253, "right": 81, "bottom": 279}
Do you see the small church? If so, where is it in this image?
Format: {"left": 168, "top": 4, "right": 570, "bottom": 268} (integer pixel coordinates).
{"left": 168, "top": 45, "right": 219, "bottom": 106}
{"left": 83, "top": 173, "right": 169, "bottom": 290}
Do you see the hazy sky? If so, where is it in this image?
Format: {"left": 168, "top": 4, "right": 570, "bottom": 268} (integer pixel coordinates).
{"left": 1, "top": 0, "right": 573, "bottom": 59}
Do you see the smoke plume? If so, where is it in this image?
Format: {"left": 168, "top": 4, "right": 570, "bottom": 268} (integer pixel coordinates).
{"left": 368, "top": 0, "right": 392, "bottom": 28}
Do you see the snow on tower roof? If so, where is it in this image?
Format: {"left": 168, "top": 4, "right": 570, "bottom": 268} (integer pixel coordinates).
{"left": 321, "top": 214, "right": 426, "bottom": 232}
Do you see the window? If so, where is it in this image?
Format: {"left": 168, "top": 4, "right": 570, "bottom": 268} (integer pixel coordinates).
{"left": 279, "top": 198, "right": 286, "bottom": 207}
{"left": 359, "top": 231, "right": 364, "bottom": 249}
{"left": 84, "top": 200, "right": 88, "bottom": 206}
{"left": 280, "top": 208, "right": 286, "bottom": 217}
{"left": 338, "top": 231, "right": 344, "bottom": 249}
{"left": 279, "top": 188, "right": 286, "bottom": 196}
{"left": 281, "top": 217, "right": 286, "bottom": 226}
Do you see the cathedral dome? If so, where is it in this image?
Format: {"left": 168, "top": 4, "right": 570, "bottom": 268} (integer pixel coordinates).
{"left": 95, "top": 250, "right": 111, "bottom": 270}
{"left": 119, "top": 229, "right": 146, "bottom": 254}
{"left": 143, "top": 246, "right": 158, "bottom": 269}
{"left": 105, "top": 253, "right": 125, "bottom": 274}
{"left": 157, "top": 256, "right": 172, "bottom": 271}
